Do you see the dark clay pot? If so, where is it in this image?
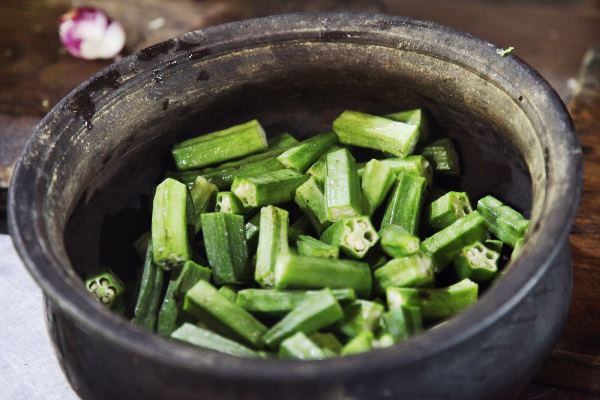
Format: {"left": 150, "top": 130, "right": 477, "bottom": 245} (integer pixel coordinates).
{"left": 8, "top": 13, "right": 582, "bottom": 400}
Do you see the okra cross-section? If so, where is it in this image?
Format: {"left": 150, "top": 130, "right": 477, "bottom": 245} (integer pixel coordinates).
{"left": 477, "top": 195, "right": 529, "bottom": 247}
{"left": 374, "top": 252, "right": 435, "bottom": 291}
{"left": 297, "top": 235, "right": 339, "bottom": 259}
{"left": 255, "top": 206, "right": 289, "bottom": 287}
{"left": 85, "top": 271, "right": 125, "bottom": 311}
{"left": 421, "top": 211, "right": 487, "bottom": 272}
{"left": 382, "top": 171, "right": 427, "bottom": 235}
{"left": 184, "top": 280, "right": 267, "bottom": 347}
{"left": 453, "top": 241, "right": 499, "bottom": 282}
{"left": 232, "top": 169, "right": 309, "bottom": 208}
{"left": 324, "top": 148, "right": 362, "bottom": 221}
{"left": 428, "top": 191, "right": 473, "bottom": 230}
{"left": 320, "top": 216, "right": 379, "bottom": 259}
{"left": 279, "top": 332, "right": 329, "bottom": 360}
{"left": 151, "top": 178, "right": 192, "bottom": 270}
{"left": 422, "top": 138, "right": 460, "bottom": 176}
{"left": 294, "top": 177, "right": 331, "bottom": 234}
{"left": 333, "top": 110, "right": 419, "bottom": 157}
{"left": 201, "top": 212, "right": 249, "bottom": 285}
{"left": 276, "top": 132, "right": 337, "bottom": 172}
{"left": 361, "top": 159, "right": 396, "bottom": 216}
{"left": 274, "top": 253, "right": 372, "bottom": 298}
{"left": 171, "top": 119, "right": 268, "bottom": 170}
{"left": 261, "top": 289, "right": 344, "bottom": 349}
{"left": 172, "top": 323, "right": 259, "bottom": 358}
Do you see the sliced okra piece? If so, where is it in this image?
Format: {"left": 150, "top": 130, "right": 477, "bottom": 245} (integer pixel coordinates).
{"left": 261, "top": 289, "right": 344, "bottom": 349}
{"left": 386, "top": 279, "right": 479, "bottom": 321}
{"left": 85, "top": 271, "right": 125, "bottom": 311}
{"left": 333, "top": 111, "right": 419, "bottom": 157}
{"left": 201, "top": 212, "right": 249, "bottom": 285}
{"left": 379, "top": 224, "right": 420, "bottom": 258}
{"left": 232, "top": 169, "right": 308, "bottom": 208}
{"left": 294, "top": 177, "right": 331, "bottom": 234}
{"left": 421, "top": 211, "right": 487, "bottom": 272}
{"left": 485, "top": 239, "right": 504, "bottom": 253}
{"left": 288, "top": 216, "right": 311, "bottom": 243}
{"left": 175, "top": 260, "right": 212, "bottom": 296}
{"left": 171, "top": 323, "right": 259, "bottom": 358}
{"left": 132, "top": 241, "right": 165, "bottom": 331}
{"left": 306, "top": 145, "right": 342, "bottom": 184}
{"left": 255, "top": 206, "right": 289, "bottom": 287}
{"left": 172, "top": 119, "right": 268, "bottom": 170}
{"left": 218, "top": 286, "right": 239, "bottom": 303}
{"left": 361, "top": 159, "right": 396, "bottom": 216}
{"left": 336, "top": 300, "right": 385, "bottom": 339}
{"left": 297, "top": 235, "right": 339, "bottom": 259}
{"left": 477, "top": 195, "right": 529, "bottom": 247}
{"left": 199, "top": 167, "right": 238, "bottom": 190}
{"left": 310, "top": 332, "right": 343, "bottom": 356}
{"left": 279, "top": 332, "right": 329, "bottom": 360}
{"left": 277, "top": 132, "right": 337, "bottom": 172}
{"left": 379, "top": 305, "right": 423, "bottom": 342}
{"left": 244, "top": 212, "right": 261, "bottom": 252}
{"left": 422, "top": 138, "right": 460, "bottom": 176}
{"left": 215, "top": 191, "right": 246, "bottom": 214}
{"left": 382, "top": 171, "right": 427, "bottom": 235}
{"left": 320, "top": 216, "right": 379, "bottom": 259}
{"left": 216, "top": 132, "right": 298, "bottom": 169}
{"left": 190, "top": 176, "right": 218, "bottom": 232}
{"left": 274, "top": 253, "right": 372, "bottom": 298}
{"left": 428, "top": 191, "right": 473, "bottom": 230}
{"left": 184, "top": 280, "right": 267, "bottom": 347}
{"left": 374, "top": 252, "right": 434, "bottom": 291}
{"left": 324, "top": 148, "right": 362, "bottom": 221}
{"left": 511, "top": 237, "right": 526, "bottom": 261}
{"left": 341, "top": 331, "right": 374, "bottom": 356}
{"left": 384, "top": 108, "right": 430, "bottom": 144}
{"left": 373, "top": 333, "right": 395, "bottom": 349}
{"left": 152, "top": 178, "right": 192, "bottom": 270}
{"left": 453, "top": 241, "right": 499, "bottom": 282}
{"left": 379, "top": 155, "right": 433, "bottom": 185}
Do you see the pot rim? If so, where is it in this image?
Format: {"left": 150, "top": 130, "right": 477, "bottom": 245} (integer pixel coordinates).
{"left": 8, "top": 12, "right": 582, "bottom": 381}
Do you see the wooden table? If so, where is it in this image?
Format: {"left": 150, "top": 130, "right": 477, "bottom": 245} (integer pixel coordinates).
{"left": 1, "top": 1, "right": 599, "bottom": 398}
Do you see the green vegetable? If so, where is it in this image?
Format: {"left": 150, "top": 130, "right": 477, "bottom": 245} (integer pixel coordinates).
{"left": 294, "top": 177, "right": 331, "bottom": 234}
{"left": 172, "top": 323, "right": 259, "bottom": 358}
{"left": 361, "top": 159, "right": 396, "bottom": 216}
{"left": 215, "top": 191, "right": 246, "bottom": 214}
{"left": 428, "top": 191, "right": 473, "bottom": 230}
{"left": 374, "top": 252, "right": 434, "bottom": 291}
{"left": 277, "top": 132, "right": 337, "bottom": 172}
{"left": 511, "top": 237, "right": 526, "bottom": 261}
{"left": 382, "top": 171, "right": 427, "bottom": 235}
{"left": 288, "top": 216, "right": 311, "bottom": 243}
{"left": 255, "top": 206, "right": 289, "bottom": 287}
{"left": 341, "top": 331, "right": 374, "bottom": 356}
{"left": 422, "top": 138, "right": 460, "bottom": 176}
{"left": 306, "top": 145, "right": 342, "bottom": 184}
{"left": 189, "top": 176, "right": 218, "bottom": 232}
{"left": 379, "top": 224, "right": 420, "bottom": 258}
{"left": 297, "top": 235, "right": 339, "bottom": 259}
{"left": 477, "top": 195, "right": 529, "bottom": 247}
{"left": 453, "top": 241, "right": 499, "bottom": 282}
{"left": 201, "top": 213, "right": 249, "bottom": 285}
{"left": 232, "top": 169, "right": 308, "bottom": 208}
{"left": 379, "top": 155, "right": 433, "bottom": 185}
{"left": 320, "top": 216, "right": 379, "bottom": 259}
{"left": 337, "top": 300, "right": 384, "bottom": 338}
{"left": 218, "top": 286, "right": 238, "bottom": 303}
{"left": 310, "top": 332, "right": 343, "bottom": 355}
{"left": 380, "top": 305, "right": 423, "bottom": 342}
{"left": 274, "top": 253, "right": 372, "bottom": 298}
{"left": 261, "top": 289, "right": 344, "bottom": 349}
{"left": 333, "top": 110, "right": 419, "bottom": 157}
{"left": 132, "top": 245, "right": 165, "bottom": 330}
{"left": 172, "top": 119, "right": 268, "bottom": 170}
{"left": 496, "top": 46, "right": 514, "bottom": 57}
{"left": 85, "top": 271, "right": 125, "bottom": 311}
{"left": 244, "top": 212, "right": 261, "bottom": 251}
{"left": 484, "top": 239, "right": 504, "bottom": 253}
{"left": 215, "top": 132, "right": 298, "bottom": 169}
{"left": 385, "top": 108, "right": 430, "bottom": 144}
{"left": 279, "top": 332, "right": 328, "bottom": 360}
{"left": 151, "top": 178, "right": 192, "bottom": 270}
{"left": 134, "top": 231, "right": 151, "bottom": 259}
{"left": 324, "top": 148, "right": 362, "bottom": 221}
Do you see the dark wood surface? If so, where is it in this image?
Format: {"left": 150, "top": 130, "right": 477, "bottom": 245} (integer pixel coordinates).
{"left": 1, "top": 1, "right": 599, "bottom": 398}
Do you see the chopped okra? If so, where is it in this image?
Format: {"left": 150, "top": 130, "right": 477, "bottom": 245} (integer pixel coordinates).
{"left": 86, "top": 271, "right": 125, "bottom": 311}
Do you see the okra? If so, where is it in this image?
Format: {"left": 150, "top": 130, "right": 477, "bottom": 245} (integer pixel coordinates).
{"left": 511, "top": 237, "right": 526, "bottom": 261}
{"left": 134, "top": 231, "right": 150, "bottom": 259}
{"left": 132, "top": 241, "right": 165, "bottom": 331}
{"left": 294, "top": 177, "right": 331, "bottom": 234}
{"left": 485, "top": 239, "right": 504, "bottom": 253}
{"left": 341, "top": 331, "right": 374, "bottom": 356}
{"left": 255, "top": 206, "right": 289, "bottom": 287}
{"left": 297, "top": 235, "right": 339, "bottom": 259}
{"left": 152, "top": 178, "right": 192, "bottom": 270}
{"left": 201, "top": 213, "right": 249, "bottom": 285}
{"left": 172, "top": 323, "right": 259, "bottom": 358}
{"left": 277, "top": 132, "right": 337, "bottom": 172}
{"left": 337, "top": 300, "right": 385, "bottom": 338}
{"left": 288, "top": 216, "right": 311, "bottom": 243}
{"left": 218, "top": 286, "right": 238, "bottom": 303}
{"left": 320, "top": 216, "right": 379, "bottom": 259}
{"left": 385, "top": 108, "right": 430, "bottom": 143}
{"left": 361, "top": 159, "right": 396, "bottom": 216}
{"left": 190, "top": 176, "right": 218, "bottom": 231}
{"left": 374, "top": 252, "right": 434, "bottom": 291}
{"left": 215, "top": 192, "right": 246, "bottom": 214}
{"left": 310, "top": 332, "right": 343, "bottom": 355}
{"left": 379, "top": 224, "right": 420, "bottom": 258}
{"left": 324, "top": 148, "right": 362, "bottom": 221}
{"left": 381, "top": 172, "right": 427, "bottom": 235}
{"left": 175, "top": 260, "right": 212, "bottom": 296}
{"left": 422, "top": 138, "right": 460, "bottom": 176}
{"left": 279, "top": 332, "right": 328, "bottom": 360}
{"left": 453, "top": 241, "right": 499, "bottom": 282}
{"left": 216, "top": 132, "right": 298, "bottom": 169}
{"left": 306, "top": 145, "right": 342, "bottom": 184}
{"left": 421, "top": 211, "right": 487, "bottom": 272}
{"left": 232, "top": 169, "right": 308, "bottom": 208}
{"left": 428, "top": 191, "right": 473, "bottom": 230}
{"left": 373, "top": 333, "right": 395, "bottom": 349}
{"left": 184, "top": 280, "right": 267, "bottom": 347}
{"left": 380, "top": 305, "right": 423, "bottom": 342}
{"left": 172, "top": 119, "right": 268, "bottom": 170}
{"left": 379, "top": 155, "right": 433, "bottom": 185}
{"left": 85, "top": 271, "right": 125, "bottom": 311}
{"left": 261, "top": 289, "right": 344, "bottom": 349}
{"left": 386, "top": 279, "right": 479, "bottom": 321}
{"left": 477, "top": 195, "right": 529, "bottom": 247}
{"left": 244, "top": 212, "right": 261, "bottom": 251}
{"left": 274, "top": 253, "right": 372, "bottom": 298}
{"left": 333, "top": 111, "right": 419, "bottom": 157}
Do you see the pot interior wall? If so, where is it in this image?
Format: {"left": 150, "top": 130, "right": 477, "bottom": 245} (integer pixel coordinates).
{"left": 61, "top": 41, "right": 535, "bottom": 296}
